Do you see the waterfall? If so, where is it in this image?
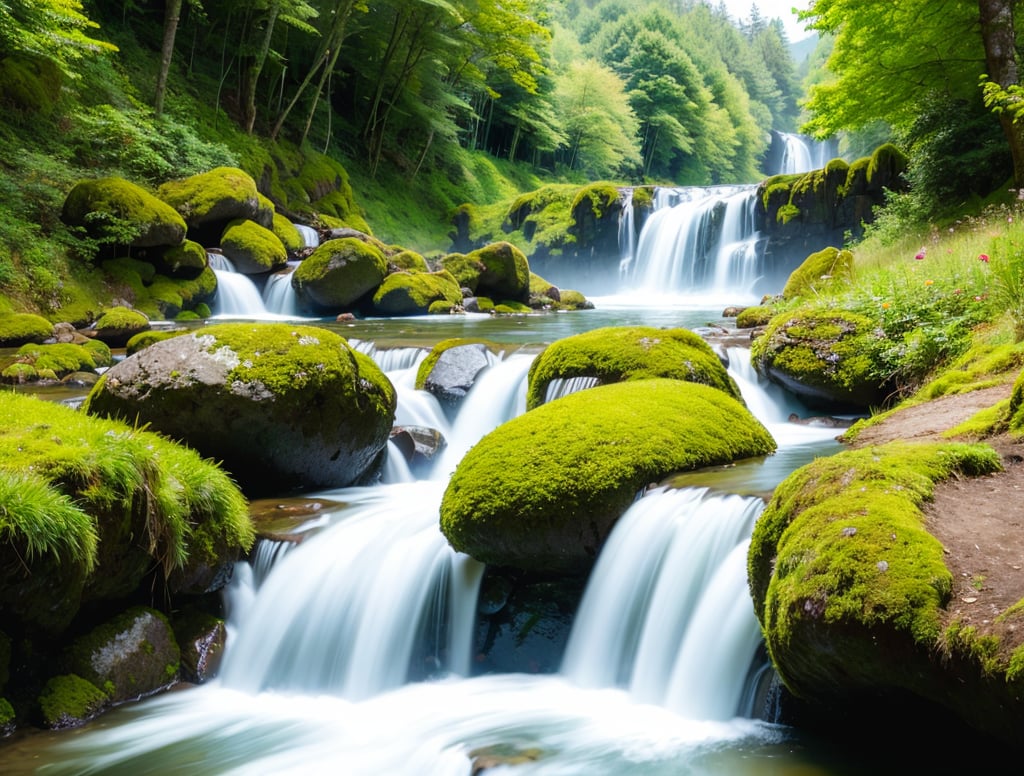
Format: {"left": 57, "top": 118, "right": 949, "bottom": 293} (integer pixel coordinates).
{"left": 544, "top": 375, "right": 601, "bottom": 404}
{"left": 774, "top": 132, "right": 838, "bottom": 175}
{"left": 262, "top": 265, "right": 301, "bottom": 317}
{"left": 625, "top": 185, "right": 763, "bottom": 301}
{"left": 617, "top": 188, "right": 636, "bottom": 278}
{"left": 208, "top": 253, "right": 270, "bottom": 317}
{"left": 294, "top": 224, "right": 320, "bottom": 248}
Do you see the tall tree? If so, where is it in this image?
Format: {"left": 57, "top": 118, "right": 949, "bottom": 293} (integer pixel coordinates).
{"left": 155, "top": 0, "right": 183, "bottom": 116}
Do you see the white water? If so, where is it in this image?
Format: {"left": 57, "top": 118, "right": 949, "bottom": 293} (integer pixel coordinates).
{"left": 624, "top": 185, "right": 763, "bottom": 303}
{"left": 776, "top": 132, "right": 834, "bottom": 175}
{"left": 38, "top": 343, "right": 848, "bottom": 774}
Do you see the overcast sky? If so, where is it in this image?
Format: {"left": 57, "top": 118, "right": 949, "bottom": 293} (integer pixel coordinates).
{"left": 718, "top": 1, "right": 813, "bottom": 42}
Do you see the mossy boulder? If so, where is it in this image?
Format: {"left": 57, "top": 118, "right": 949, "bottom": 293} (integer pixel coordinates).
{"left": 291, "top": 237, "right": 388, "bottom": 313}
{"left": 272, "top": 213, "right": 304, "bottom": 254}
{"left": 67, "top": 607, "right": 180, "bottom": 705}
{"left": 61, "top": 177, "right": 187, "bottom": 249}
{"left": 157, "top": 167, "right": 261, "bottom": 242}
{"left": 156, "top": 239, "right": 209, "bottom": 279}
{"left": 439, "top": 252, "right": 485, "bottom": 292}
{"left": 37, "top": 674, "right": 107, "bottom": 729}
{"left": 219, "top": 218, "right": 288, "bottom": 275}
{"left": 92, "top": 305, "right": 150, "bottom": 348}
{"left": 525, "top": 326, "right": 741, "bottom": 410}
{"left": 440, "top": 379, "right": 776, "bottom": 573}
{"left": 125, "top": 329, "right": 189, "bottom": 355}
{"left": 172, "top": 608, "right": 227, "bottom": 683}
{"left": 0, "top": 312, "right": 54, "bottom": 347}
{"left": 748, "top": 442, "right": 1015, "bottom": 740}
{"left": 751, "top": 306, "right": 885, "bottom": 411}
{"left": 388, "top": 249, "right": 430, "bottom": 273}
{"left": 415, "top": 338, "right": 495, "bottom": 406}
{"left": 0, "top": 392, "right": 253, "bottom": 634}
{"left": 466, "top": 241, "right": 531, "bottom": 303}
{"left": 782, "top": 246, "right": 854, "bottom": 301}
{"left": 83, "top": 323, "right": 397, "bottom": 497}
{"left": 371, "top": 270, "right": 463, "bottom": 316}
{"left": 4, "top": 341, "right": 105, "bottom": 382}
{"left": 735, "top": 305, "right": 776, "bottom": 329}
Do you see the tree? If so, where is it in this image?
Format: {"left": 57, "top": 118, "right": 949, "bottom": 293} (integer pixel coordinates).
{"left": 0, "top": 0, "right": 117, "bottom": 77}
{"left": 154, "top": 0, "right": 183, "bottom": 116}
{"left": 801, "top": 0, "right": 1024, "bottom": 188}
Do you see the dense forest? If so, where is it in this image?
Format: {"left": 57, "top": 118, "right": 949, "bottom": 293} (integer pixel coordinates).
{"left": 1, "top": 0, "right": 1024, "bottom": 318}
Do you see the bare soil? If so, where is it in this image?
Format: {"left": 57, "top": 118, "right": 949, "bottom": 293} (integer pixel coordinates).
{"left": 845, "top": 384, "right": 1024, "bottom": 645}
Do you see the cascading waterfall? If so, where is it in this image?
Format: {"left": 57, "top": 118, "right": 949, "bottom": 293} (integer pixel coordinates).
{"left": 617, "top": 188, "right": 637, "bottom": 278}
{"left": 208, "top": 253, "right": 270, "bottom": 317}
{"left": 624, "top": 185, "right": 764, "bottom": 301}
{"left": 262, "top": 265, "right": 302, "bottom": 317}
{"left": 37, "top": 346, "right": 848, "bottom": 774}
{"left": 775, "top": 132, "right": 836, "bottom": 175}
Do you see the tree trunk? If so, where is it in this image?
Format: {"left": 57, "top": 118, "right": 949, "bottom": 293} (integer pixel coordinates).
{"left": 978, "top": 0, "right": 1024, "bottom": 185}
{"left": 242, "top": 2, "right": 282, "bottom": 134}
{"left": 154, "top": 0, "right": 183, "bottom": 116}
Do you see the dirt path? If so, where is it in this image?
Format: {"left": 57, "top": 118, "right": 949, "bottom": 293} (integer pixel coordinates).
{"left": 844, "top": 383, "right": 1024, "bottom": 643}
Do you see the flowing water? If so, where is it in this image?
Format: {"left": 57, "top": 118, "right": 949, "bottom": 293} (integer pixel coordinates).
{"left": 2, "top": 193, "right": 931, "bottom": 774}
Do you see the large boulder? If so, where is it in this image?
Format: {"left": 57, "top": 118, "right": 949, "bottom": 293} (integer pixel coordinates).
{"left": 440, "top": 379, "right": 776, "bottom": 573}
{"left": 219, "top": 218, "right": 288, "bottom": 274}
{"left": 291, "top": 237, "right": 388, "bottom": 313}
{"left": 750, "top": 306, "right": 886, "bottom": 411}
{"left": 748, "top": 441, "right": 1019, "bottom": 745}
{"left": 371, "top": 270, "right": 462, "bottom": 316}
{"left": 458, "top": 241, "right": 530, "bottom": 303}
{"left": 526, "top": 325, "right": 741, "bottom": 410}
{"left": 82, "top": 322, "right": 397, "bottom": 496}
{"left": 0, "top": 312, "right": 54, "bottom": 347}
{"left": 781, "top": 246, "right": 854, "bottom": 301}
{"left": 157, "top": 167, "right": 261, "bottom": 243}
{"left": 0, "top": 392, "right": 253, "bottom": 634}
{"left": 61, "top": 176, "right": 187, "bottom": 249}
{"left": 415, "top": 338, "right": 494, "bottom": 406}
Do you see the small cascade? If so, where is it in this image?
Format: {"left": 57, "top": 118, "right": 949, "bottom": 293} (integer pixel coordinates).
{"left": 218, "top": 482, "right": 484, "bottom": 699}
{"left": 350, "top": 340, "right": 429, "bottom": 374}
{"left": 617, "top": 188, "right": 637, "bottom": 277}
{"left": 544, "top": 375, "right": 601, "bottom": 404}
{"left": 262, "top": 264, "right": 302, "bottom": 317}
{"left": 209, "top": 253, "right": 270, "bottom": 317}
{"left": 626, "top": 185, "right": 763, "bottom": 299}
{"left": 294, "top": 224, "right": 320, "bottom": 248}
{"left": 773, "top": 131, "right": 838, "bottom": 175}
{"left": 561, "top": 487, "right": 764, "bottom": 720}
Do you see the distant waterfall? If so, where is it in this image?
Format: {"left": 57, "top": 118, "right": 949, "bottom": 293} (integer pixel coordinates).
{"left": 624, "top": 185, "right": 764, "bottom": 300}
{"left": 773, "top": 132, "right": 837, "bottom": 175}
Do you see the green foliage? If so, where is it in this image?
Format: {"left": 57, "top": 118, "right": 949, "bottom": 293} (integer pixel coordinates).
{"left": 38, "top": 674, "right": 107, "bottom": 728}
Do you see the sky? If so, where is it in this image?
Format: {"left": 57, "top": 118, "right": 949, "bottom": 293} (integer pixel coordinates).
{"left": 718, "top": 1, "right": 814, "bottom": 42}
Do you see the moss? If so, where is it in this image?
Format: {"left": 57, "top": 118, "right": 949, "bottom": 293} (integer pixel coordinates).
{"left": 0, "top": 696, "right": 12, "bottom": 730}
{"left": 467, "top": 241, "right": 531, "bottom": 302}
{"left": 126, "top": 329, "right": 188, "bottom": 355}
{"left": 272, "top": 213, "right": 303, "bottom": 254}
{"left": 0, "top": 53, "right": 62, "bottom": 115}
{"left": 735, "top": 305, "right": 776, "bottom": 328}
{"left": 2, "top": 363, "right": 39, "bottom": 383}
{"left": 440, "top": 379, "right": 776, "bottom": 573}
{"left": 0, "top": 391, "right": 253, "bottom": 632}
{"left": 494, "top": 302, "right": 532, "bottom": 314}
{"left": 156, "top": 166, "right": 260, "bottom": 231}
{"left": 748, "top": 441, "right": 1002, "bottom": 701}
{"left": 103, "top": 256, "right": 157, "bottom": 287}
{"left": 13, "top": 342, "right": 98, "bottom": 377}
{"left": 526, "top": 325, "right": 741, "bottom": 410}
{"left": 439, "top": 252, "right": 486, "bottom": 291}
{"left": 372, "top": 270, "right": 463, "bottom": 316}
{"left": 82, "top": 338, "right": 113, "bottom": 368}
{"left": 220, "top": 218, "right": 287, "bottom": 273}
{"left": 159, "top": 240, "right": 208, "bottom": 277}
{"left": 389, "top": 249, "right": 430, "bottom": 273}
{"left": 867, "top": 143, "right": 909, "bottom": 187}
{"left": 569, "top": 182, "right": 620, "bottom": 219}
{"left": 782, "top": 247, "right": 854, "bottom": 301}
{"left": 551, "top": 289, "right": 591, "bottom": 311}
{"left": 38, "top": 674, "right": 108, "bottom": 729}
{"left": 776, "top": 204, "right": 800, "bottom": 224}
{"left": 61, "top": 177, "right": 187, "bottom": 249}
{"left": 0, "top": 312, "right": 54, "bottom": 347}
{"left": 751, "top": 305, "right": 883, "bottom": 408}
{"left": 291, "top": 237, "right": 388, "bottom": 311}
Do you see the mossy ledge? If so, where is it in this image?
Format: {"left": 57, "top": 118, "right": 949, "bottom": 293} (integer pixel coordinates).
{"left": 440, "top": 379, "right": 776, "bottom": 573}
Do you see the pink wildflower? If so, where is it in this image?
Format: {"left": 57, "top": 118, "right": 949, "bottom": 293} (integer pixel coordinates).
{"left": 914, "top": 247, "right": 926, "bottom": 260}
{"left": 978, "top": 253, "right": 990, "bottom": 262}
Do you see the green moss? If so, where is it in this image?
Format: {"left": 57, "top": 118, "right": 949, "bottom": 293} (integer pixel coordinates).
{"left": 271, "top": 214, "right": 303, "bottom": 254}
{"left": 782, "top": 247, "right": 854, "bottom": 301}
{"left": 38, "top": 674, "right": 107, "bottom": 728}
{"left": 220, "top": 218, "right": 287, "bottom": 272}
{"left": 526, "top": 326, "right": 741, "bottom": 410}
{"left": 371, "top": 270, "right": 462, "bottom": 316}
{"left": 569, "top": 182, "right": 620, "bottom": 219}
{"left": 551, "top": 289, "right": 590, "bottom": 311}
{"left": 735, "top": 305, "right": 776, "bottom": 328}
{"left": 389, "top": 249, "right": 430, "bottom": 272}
{"left": 14, "top": 342, "right": 98, "bottom": 376}
{"left": 61, "top": 177, "right": 187, "bottom": 248}
{"left": 0, "top": 312, "right": 54, "bottom": 346}
{"left": 156, "top": 167, "right": 260, "bottom": 229}
{"left": 2, "top": 363, "right": 39, "bottom": 383}
{"left": 466, "top": 241, "right": 531, "bottom": 303}
{"left": 0, "top": 391, "right": 252, "bottom": 631}
{"left": 440, "top": 379, "right": 776, "bottom": 573}
{"left": 0, "top": 696, "right": 12, "bottom": 728}
{"left": 867, "top": 143, "right": 909, "bottom": 186}
{"left": 159, "top": 240, "right": 208, "bottom": 277}
{"left": 749, "top": 441, "right": 1002, "bottom": 699}
{"left": 0, "top": 53, "right": 62, "bottom": 115}
{"left": 439, "top": 252, "right": 485, "bottom": 291}
{"left": 494, "top": 302, "right": 532, "bottom": 314}
{"left": 291, "top": 237, "right": 388, "bottom": 311}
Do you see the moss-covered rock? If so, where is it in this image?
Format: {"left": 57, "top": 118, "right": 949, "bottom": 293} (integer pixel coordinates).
{"left": 6, "top": 342, "right": 101, "bottom": 382}
{"left": 61, "top": 177, "right": 187, "bottom": 249}
{"left": 748, "top": 442, "right": 1007, "bottom": 734}
{"left": 525, "top": 326, "right": 741, "bottom": 410}
{"left": 67, "top": 607, "right": 180, "bottom": 704}
{"left": 735, "top": 305, "right": 776, "bottom": 329}
{"left": 272, "top": 213, "right": 303, "bottom": 254}
{"left": 38, "top": 674, "right": 107, "bottom": 729}
{"left": 156, "top": 239, "right": 209, "bottom": 279}
{"left": 415, "top": 338, "right": 495, "bottom": 405}
{"left": 83, "top": 323, "right": 397, "bottom": 497}
{"left": 782, "top": 246, "right": 854, "bottom": 301}
{"left": 440, "top": 379, "right": 776, "bottom": 573}
{"left": 438, "top": 252, "right": 485, "bottom": 292}
{"left": 125, "top": 329, "right": 189, "bottom": 355}
{"left": 220, "top": 218, "right": 288, "bottom": 274}
{"left": 388, "top": 249, "right": 430, "bottom": 273}
{"left": 751, "top": 306, "right": 885, "bottom": 411}
{"left": 467, "top": 241, "right": 531, "bottom": 303}
{"left": 0, "top": 53, "right": 62, "bottom": 116}
{"left": 291, "top": 237, "right": 388, "bottom": 313}
{"left": 0, "top": 392, "right": 253, "bottom": 633}
{"left": 0, "top": 312, "right": 54, "bottom": 347}
{"left": 157, "top": 166, "right": 261, "bottom": 242}
{"left": 92, "top": 305, "right": 150, "bottom": 348}
{"left": 371, "top": 270, "right": 463, "bottom": 316}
